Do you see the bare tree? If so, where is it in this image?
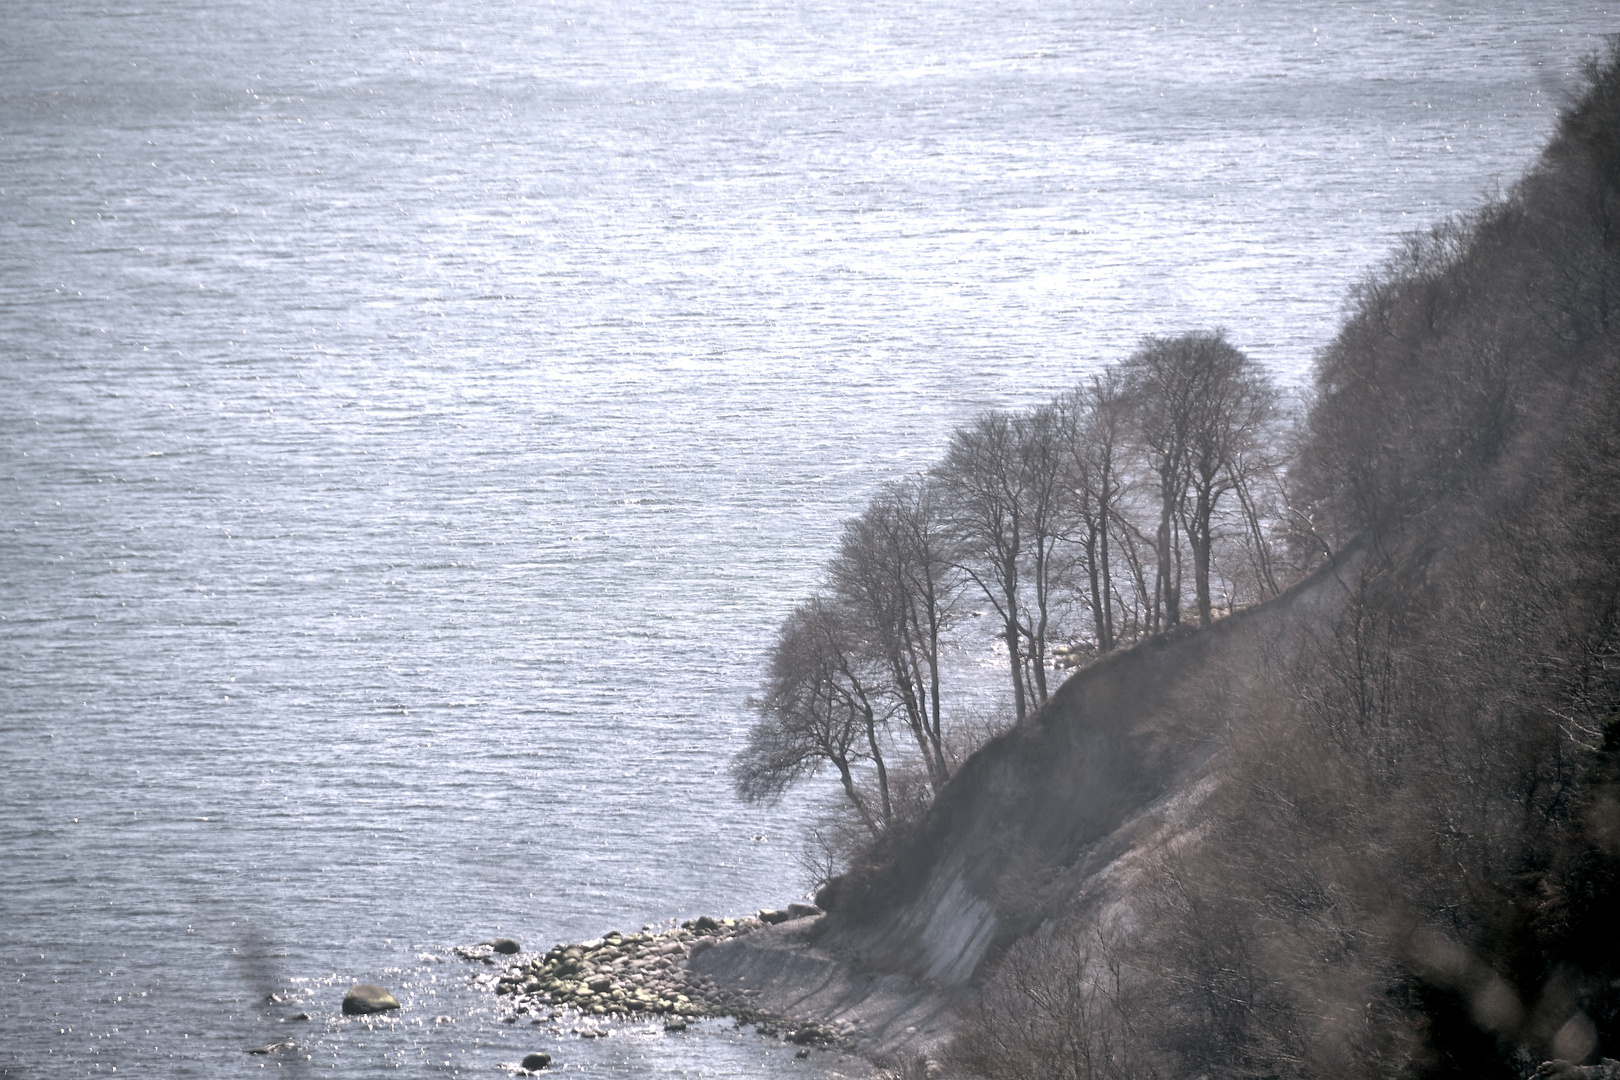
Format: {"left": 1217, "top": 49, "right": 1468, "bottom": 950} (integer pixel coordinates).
{"left": 1125, "top": 330, "right": 1278, "bottom": 629}
{"left": 936, "top": 410, "right": 1070, "bottom": 721}
{"left": 1107, "top": 501, "right": 1160, "bottom": 647}
{"left": 1019, "top": 404, "right": 1076, "bottom": 703}
{"left": 1054, "top": 370, "right": 1133, "bottom": 654}
{"left": 830, "top": 477, "right": 960, "bottom": 792}
{"left": 1178, "top": 333, "right": 1279, "bottom": 626}
{"left": 948, "top": 923, "right": 1161, "bottom": 1080}
{"left": 936, "top": 411, "right": 1032, "bottom": 720}
{"left": 1124, "top": 336, "right": 1199, "bottom": 631}
{"left": 732, "top": 597, "right": 893, "bottom": 834}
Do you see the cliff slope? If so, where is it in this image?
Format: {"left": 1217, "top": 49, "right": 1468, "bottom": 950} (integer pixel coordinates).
{"left": 693, "top": 544, "right": 1363, "bottom": 1061}
{"left": 703, "top": 46, "right": 1620, "bottom": 1078}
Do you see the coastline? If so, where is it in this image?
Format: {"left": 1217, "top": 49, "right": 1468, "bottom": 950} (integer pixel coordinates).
{"left": 464, "top": 909, "right": 947, "bottom": 1075}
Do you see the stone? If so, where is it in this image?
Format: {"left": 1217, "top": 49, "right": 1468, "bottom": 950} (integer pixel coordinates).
{"left": 342, "top": 983, "right": 401, "bottom": 1015}
{"left": 246, "top": 1040, "right": 293, "bottom": 1055}
{"left": 520, "top": 1051, "right": 552, "bottom": 1071}
{"left": 484, "top": 938, "right": 521, "bottom": 955}
{"left": 789, "top": 1021, "right": 835, "bottom": 1044}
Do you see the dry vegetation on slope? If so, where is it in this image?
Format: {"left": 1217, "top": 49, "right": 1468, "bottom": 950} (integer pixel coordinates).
{"left": 769, "top": 43, "right": 1620, "bottom": 1080}
{"left": 941, "top": 44, "right": 1620, "bottom": 1080}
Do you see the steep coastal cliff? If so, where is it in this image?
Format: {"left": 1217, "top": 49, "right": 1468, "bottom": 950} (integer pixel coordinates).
{"left": 697, "top": 45, "right": 1620, "bottom": 1079}
{"left": 466, "top": 43, "right": 1620, "bottom": 1080}
{"left": 688, "top": 543, "right": 1362, "bottom": 1063}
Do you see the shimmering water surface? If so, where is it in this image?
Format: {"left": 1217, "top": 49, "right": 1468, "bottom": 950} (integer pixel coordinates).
{"left": 2, "top": 1, "right": 1614, "bottom": 1074}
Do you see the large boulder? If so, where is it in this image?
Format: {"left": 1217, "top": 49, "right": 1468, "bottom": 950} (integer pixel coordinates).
{"left": 341, "top": 984, "right": 401, "bottom": 1015}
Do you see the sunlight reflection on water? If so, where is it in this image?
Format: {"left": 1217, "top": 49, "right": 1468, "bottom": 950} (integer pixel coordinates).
{"left": 1, "top": 0, "right": 1613, "bottom": 1073}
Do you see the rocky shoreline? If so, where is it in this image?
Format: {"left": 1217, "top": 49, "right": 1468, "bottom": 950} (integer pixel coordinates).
{"left": 461, "top": 904, "right": 855, "bottom": 1069}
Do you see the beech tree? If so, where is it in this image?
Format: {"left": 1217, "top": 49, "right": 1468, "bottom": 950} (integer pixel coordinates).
{"left": 829, "top": 478, "right": 959, "bottom": 792}
{"left": 1053, "top": 371, "right": 1132, "bottom": 654}
{"left": 732, "top": 597, "right": 893, "bottom": 834}
{"left": 1125, "top": 330, "right": 1278, "bottom": 629}
{"left": 935, "top": 410, "right": 1070, "bottom": 721}
{"left": 1125, "top": 336, "right": 1198, "bottom": 630}
{"left": 742, "top": 335, "right": 1288, "bottom": 862}
{"left": 1177, "top": 334, "right": 1279, "bottom": 625}
{"left": 1018, "top": 404, "right": 1075, "bottom": 704}
{"left": 936, "top": 411, "right": 1032, "bottom": 720}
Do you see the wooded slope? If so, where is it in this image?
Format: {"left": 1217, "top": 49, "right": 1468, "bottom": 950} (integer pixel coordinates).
{"left": 813, "top": 44, "right": 1620, "bottom": 1080}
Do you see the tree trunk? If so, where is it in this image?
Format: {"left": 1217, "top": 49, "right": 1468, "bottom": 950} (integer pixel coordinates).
{"left": 1157, "top": 490, "right": 1179, "bottom": 629}
{"left": 1029, "top": 546, "right": 1050, "bottom": 707}
{"left": 1170, "top": 513, "right": 1183, "bottom": 625}
{"left": 901, "top": 641, "right": 947, "bottom": 790}
{"left": 1005, "top": 559, "right": 1027, "bottom": 722}
{"left": 861, "top": 705, "right": 892, "bottom": 827}
{"left": 926, "top": 597, "right": 949, "bottom": 781}
{"left": 832, "top": 755, "right": 879, "bottom": 836}
{"left": 1233, "top": 472, "right": 1279, "bottom": 596}
{"left": 888, "top": 625, "right": 942, "bottom": 793}
{"left": 1192, "top": 484, "right": 1213, "bottom": 627}
{"left": 1098, "top": 460, "right": 1115, "bottom": 653}
{"left": 1085, "top": 526, "right": 1106, "bottom": 655}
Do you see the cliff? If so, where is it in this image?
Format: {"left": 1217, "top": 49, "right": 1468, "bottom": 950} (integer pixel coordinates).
{"left": 697, "top": 44, "right": 1620, "bottom": 1078}
{"left": 692, "top": 543, "right": 1364, "bottom": 1062}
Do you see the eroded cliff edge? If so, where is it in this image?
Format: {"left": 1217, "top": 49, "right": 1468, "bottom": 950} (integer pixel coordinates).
{"left": 690, "top": 543, "right": 1364, "bottom": 1063}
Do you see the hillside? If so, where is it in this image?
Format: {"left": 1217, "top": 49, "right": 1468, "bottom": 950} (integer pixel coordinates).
{"left": 698, "top": 44, "right": 1620, "bottom": 1080}
{"left": 814, "top": 541, "right": 1363, "bottom": 977}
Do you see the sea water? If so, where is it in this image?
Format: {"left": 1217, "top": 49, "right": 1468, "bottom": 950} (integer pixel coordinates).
{"left": 1, "top": 0, "right": 1613, "bottom": 1074}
